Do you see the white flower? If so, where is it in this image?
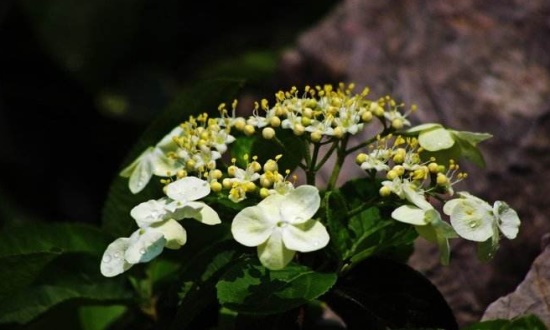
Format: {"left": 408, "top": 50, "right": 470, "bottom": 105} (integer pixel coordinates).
{"left": 443, "top": 192, "right": 520, "bottom": 242}
{"left": 231, "top": 185, "right": 329, "bottom": 270}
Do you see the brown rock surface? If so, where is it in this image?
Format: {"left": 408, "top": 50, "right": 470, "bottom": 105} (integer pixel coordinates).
{"left": 276, "top": 0, "right": 550, "bottom": 326}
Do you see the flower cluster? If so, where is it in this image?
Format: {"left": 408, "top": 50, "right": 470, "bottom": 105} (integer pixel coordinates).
{"left": 101, "top": 83, "right": 521, "bottom": 276}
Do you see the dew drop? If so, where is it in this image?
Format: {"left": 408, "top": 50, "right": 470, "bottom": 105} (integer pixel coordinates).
{"left": 295, "top": 217, "right": 304, "bottom": 223}
{"left": 102, "top": 254, "right": 112, "bottom": 263}
{"left": 139, "top": 249, "right": 146, "bottom": 255}
{"left": 469, "top": 221, "right": 478, "bottom": 228}
{"left": 113, "top": 252, "right": 121, "bottom": 259}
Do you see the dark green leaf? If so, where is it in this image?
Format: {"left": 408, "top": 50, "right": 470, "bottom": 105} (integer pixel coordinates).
{"left": 324, "top": 256, "right": 458, "bottom": 330}
{"left": 217, "top": 261, "right": 337, "bottom": 315}
{"left": 79, "top": 305, "right": 128, "bottom": 330}
{"left": 322, "top": 190, "right": 352, "bottom": 260}
{"left": 0, "top": 255, "right": 133, "bottom": 325}
{"left": 0, "top": 223, "right": 112, "bottom": 297}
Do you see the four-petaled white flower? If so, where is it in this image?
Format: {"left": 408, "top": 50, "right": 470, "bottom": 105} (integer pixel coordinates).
{"left": 231, "top": 185, "right": 330, "bottom": 270}
{"left": 443, "top": 192, "right": 520, "bottom": 242}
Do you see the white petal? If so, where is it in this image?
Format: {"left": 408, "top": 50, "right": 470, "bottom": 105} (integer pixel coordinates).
{"left": 156, "top": 126, "right": 183, "bottom": 151}
{"left": 151, "top": 219, "right": 187, "bottom": 249}
{"left": 443, "top": 199, "right": 461, "bottom": 215}
{"left": 128, "top": 148, "right": 155, "bottom": 194}
{"left": 449, "top": 204, "right": 493, "bottom": 242}
{"left": 231, "top": 206, "right": 275, "bottom": 247}
{"left": 165, "top": 177, "right": 210, "bottom": 202}
{"left": 257, "top": 229, "right": 296, "bottom": 270}
{"left": 392, "top": 205, "right": 428, "bottom": 225}
{"left": 494, "top": 201, "right": 520, "bottom": 239}
{"left": 403, "top": 184, "right": 432, "bottom": 210}
{"left": 280, "top": 185, "right": 321, "bottom": 224}
{"left": 100, "top": 238, "right": 133, "bottom": 277}
{"left": 282, "top": 220, "right": 329, "bottom": 252}
{"left": 189, "top": 202, "right": 221, "bottom": 225}
{"left": 418, "top": 127, "right": 455, "bottom": 151}
{"left": 151, "top": 147, "right": 183, "bottom": 177}
{"left": 131, "top": 199, "right": 170, "bottom": 227}
{"left": 125, "top": 229, "right": 166, "bottom": 264}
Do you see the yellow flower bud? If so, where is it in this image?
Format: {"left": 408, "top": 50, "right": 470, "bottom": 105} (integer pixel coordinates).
{"left": 270, "top": 116, "right": 281, "bottom": 127}
{"left": 244, "top": 124, "right": 255, "bottom": 136}
{"left": 356, "top": 153, "right": 368, "bottom": 164}
{"left": 263, "top": 159, "right": 278, "bottom": 172}
{"left": 379, "top": 186, "right": 392, "bottom": 197}
{"left": 361, "top": 110, "right": 373, "bottom": 123}
{"left": 310, "top": 130, "right": 322, "bottom": 142}
{"left": 210, "top": 181, "right": 222, "bottom": 192}
{"left": 262, "top": 127, "right": 276, "bottom": 140}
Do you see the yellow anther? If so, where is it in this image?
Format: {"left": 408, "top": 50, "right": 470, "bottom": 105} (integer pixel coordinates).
{"left": 234, "top": 118, "right": 246, "bottom": 131}
{"left": 263, "top": 159, "right": 279, "bottom": 172}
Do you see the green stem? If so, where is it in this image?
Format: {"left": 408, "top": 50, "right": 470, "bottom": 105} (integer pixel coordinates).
{"left": 313, "top": 140, "right": 339, "bottom": 172}
{"left": 327, "top": 135, "right": 349, "bottom": 190}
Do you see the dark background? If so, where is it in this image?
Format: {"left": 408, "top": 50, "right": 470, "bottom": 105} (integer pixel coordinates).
{"left": 0, "top": 0, "right": 337, "bottom": 227}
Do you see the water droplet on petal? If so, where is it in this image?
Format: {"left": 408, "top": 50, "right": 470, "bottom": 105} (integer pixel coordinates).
{"left": 139, "top": 249, "right": 146, "bottom": 255}
{"left": 295, "top": 217, "right": 304, "bottom": 223}
{"left": 469, "top": 221, "right": 478, "bottom": 228}
{"left": 102, "top": 254, "right": 112, "bottom": 263}
{"left": 113, "top": 252, "right": 121, "bottom": 259}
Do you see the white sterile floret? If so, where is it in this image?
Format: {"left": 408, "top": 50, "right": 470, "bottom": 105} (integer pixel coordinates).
{"left": 493, "top": 201, "right": 520, "bottom": 239}
{"left": 443, "top": 192, "right": 503, "bottom": 242}
{"left": 120, "top": 126, "right": 185, "bottom": 194}
{"left": 100, "top": 218, "right": 186, "bottom": 277}
{"left": 231, "top": 185, "right": 329, "bottom": 270}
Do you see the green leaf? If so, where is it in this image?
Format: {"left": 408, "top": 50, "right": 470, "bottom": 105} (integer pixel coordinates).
{"left": 169, "top": 222, "right": 243, "bottom": 329}
{"left": 324, "top": 257, "right": 458, "bottom": 330}
{"left": 322, "top": 190, "right": 352, "bottom": 260}
{"left": 0, "top": 222, "right": 113, "bottom": 297}
{"left": 101, "top": 78, "right": 245, "bottom": 237}
{"left": 0, "top": 255, "right": 133, "bottom": 325}
{"left": 79, "top": 305, "right": 128, "bottom": 330}
{"left": 462, "top": 314, "right": 547, "bottom": 330}
{"left": 216, "top": 261, "right": 337, "bottom": 315}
